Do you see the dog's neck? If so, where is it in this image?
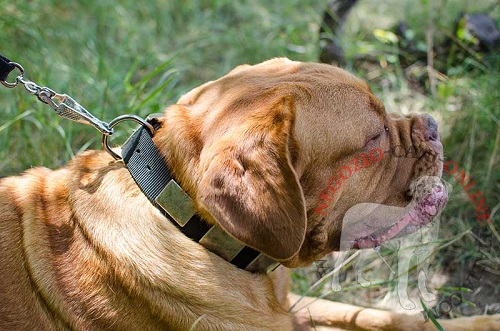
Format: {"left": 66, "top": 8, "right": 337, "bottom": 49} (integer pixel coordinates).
{"left": 120, "top": 118, "right": 279, "bottom": 274}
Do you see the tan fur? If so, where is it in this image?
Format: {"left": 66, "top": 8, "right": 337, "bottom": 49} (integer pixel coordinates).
{"left": 0, "top": 58, "right": 497, "bottom": 330}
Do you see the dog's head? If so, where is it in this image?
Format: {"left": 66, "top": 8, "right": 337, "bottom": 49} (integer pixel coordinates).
{"left": 154, "top": 58, "right": 447, "bottom": 268}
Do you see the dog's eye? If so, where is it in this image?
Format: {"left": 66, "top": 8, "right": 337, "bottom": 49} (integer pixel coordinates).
{"left": 368, "top": 131, "right": 383, "bottom": 142}
{"left": 364, "top": 133, "right": 381, "bottom": 148}
{"left": 365, "top": 126, "right": 387, "bottom": 147}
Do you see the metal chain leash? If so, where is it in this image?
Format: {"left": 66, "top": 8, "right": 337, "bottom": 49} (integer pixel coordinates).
{"left": 1, "top": 62, "right": 114, "bottom": 135}
{"left": 1, "top": 58, "right": 155, "bottom": 160}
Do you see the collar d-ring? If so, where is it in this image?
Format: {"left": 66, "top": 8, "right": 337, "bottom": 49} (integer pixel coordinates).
{"left": 102, "top": 115, "right": 155, "bottom": 160}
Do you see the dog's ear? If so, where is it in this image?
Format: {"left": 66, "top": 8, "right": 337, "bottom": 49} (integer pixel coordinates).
{"left": 197, "top": 96, "right": 306, "bottom": 261}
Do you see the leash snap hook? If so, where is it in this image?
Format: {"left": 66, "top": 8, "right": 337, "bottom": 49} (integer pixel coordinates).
{"left": 102, "top": 115, "right": 155, "bottom": 160}
{"left": 44, "top": 93, "right": 114, "bottom": 135}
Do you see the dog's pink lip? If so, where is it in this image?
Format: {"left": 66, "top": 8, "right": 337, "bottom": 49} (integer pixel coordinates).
{"left": 352, "top": 184, "right": 448, "bottom": 249}
{"left": 427, "top": 139, "right": 443, "bottom": 151}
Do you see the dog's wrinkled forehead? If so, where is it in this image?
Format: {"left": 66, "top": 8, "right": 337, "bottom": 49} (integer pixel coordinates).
{"left": 177, "top": 58, "right": 385, "bottom": 150}
{"left": 286, "top": 68, "right": 386, "bottom": 160}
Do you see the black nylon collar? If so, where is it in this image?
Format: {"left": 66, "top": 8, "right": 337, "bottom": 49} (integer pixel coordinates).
{"left": 120, "top": 118, "right": 279, "bottom": 273}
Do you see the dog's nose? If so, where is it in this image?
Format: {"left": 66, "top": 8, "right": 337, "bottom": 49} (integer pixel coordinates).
{"left": 414, "top": 114, "right": 439, "bottom": 141}
{"left": 426, "top": 114, "right": 438, "bottom": 141}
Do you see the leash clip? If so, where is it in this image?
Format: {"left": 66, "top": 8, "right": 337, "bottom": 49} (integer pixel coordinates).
{"left": 1, "top": 57, "right": 157, "bottom": 160}
{"left": 0, "top": 61, "right": 114, "bottom": 136}
{"left": 40, "top": 92, "right": 114, "bottom": 135}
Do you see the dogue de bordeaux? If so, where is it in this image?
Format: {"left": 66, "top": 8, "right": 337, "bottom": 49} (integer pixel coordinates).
{"left": 1, "top": 58, "right": 498, "bottom": 330}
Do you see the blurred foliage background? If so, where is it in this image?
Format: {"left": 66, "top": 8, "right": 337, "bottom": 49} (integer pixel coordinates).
{"left": 0, "top": 0, "right": 498, "bottom": 317}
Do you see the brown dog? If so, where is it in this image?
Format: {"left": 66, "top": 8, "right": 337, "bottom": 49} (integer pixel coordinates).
{"left": 0, "top": 58, "right": 498, "bottom": 330}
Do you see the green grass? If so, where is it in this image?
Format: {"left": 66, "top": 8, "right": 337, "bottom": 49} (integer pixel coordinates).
{"left": 1, "top": 0, "right": 498, "bottom": 317}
